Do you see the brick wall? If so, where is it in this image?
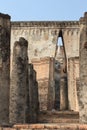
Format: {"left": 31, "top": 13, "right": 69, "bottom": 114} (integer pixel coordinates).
{"left": 31, "top": 57, "right": 55, "bottom": 111}
{"left": 79, "top": 12, "right": 87, "bottom": 123}
{"left": 68, "top": 57, "right": 79, "bottom": 111}
{"left": 11, "top": 21, "right": 80, "bottom": 63}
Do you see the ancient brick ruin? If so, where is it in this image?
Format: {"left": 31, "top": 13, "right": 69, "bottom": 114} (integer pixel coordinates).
{"left": 0, "top": 12, "right": 87, "bottom": 129}
{"left": 0, "top": 13, "right": 10, "bottom": 124}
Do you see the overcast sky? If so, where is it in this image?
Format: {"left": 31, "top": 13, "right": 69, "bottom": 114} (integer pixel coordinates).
{"left": 0, "top": 0, "right": 87, "bottom": 21}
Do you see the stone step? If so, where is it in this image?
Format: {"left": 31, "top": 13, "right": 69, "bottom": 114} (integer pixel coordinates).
{"left": 38, "top": 110, "right": 79, "bottom": 123}
{"left": 13, "top": 123, "right": 87, "bottom": 130}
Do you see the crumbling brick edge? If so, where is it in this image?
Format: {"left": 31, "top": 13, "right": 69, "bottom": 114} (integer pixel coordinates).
{"left": 1, "top": 123, "right": 87, "bottom": 130}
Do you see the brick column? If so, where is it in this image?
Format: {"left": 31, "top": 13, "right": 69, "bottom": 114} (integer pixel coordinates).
{"left": 28, "top": 64, "right": 39, "bottom": 123}
{"left": 76, "top": 78, "right": 80, "bottom": 112}
{"left": 32, "top": 57, "right": 55, "bottom": 111}
{"left": 60, "top": 77, "right": 68, "bottom": 110}
{"left": 79, "top": 12, "right": 87, "bottom": 123}
{"left": 0, "top": 13, "right": 10, "bottom": 124}
{"left": 9, "top": 37, "right": 28, "bottom": 124}
{"left": 47, "top": 58, "right": 55, "bottom": 110}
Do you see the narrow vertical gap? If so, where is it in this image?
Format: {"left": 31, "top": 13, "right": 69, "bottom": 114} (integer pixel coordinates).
{"left": 57, "top": 37, "right": 63, "bottom": 46}
{"left": 54, "top": 30, "right": 68, "bottom": 110}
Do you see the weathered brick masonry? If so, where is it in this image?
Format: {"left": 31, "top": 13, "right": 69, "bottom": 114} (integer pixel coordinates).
{"left": 1, "top": 123, "right": 87, "bottom": 130}
{"left": 1, "top": 12, "right": 87, "bottom": 126}
{"left": 0, "top": 13, "right": 10, "bottom": 124}
{"left": 31, "top": 57, "right": 55, "bottom": 111}
{"left": 9, "top": 38, "right": 39, "bottom": 124}
{"left": 28, "top": 64, "right": 39, "bottom": 123}
{"left": 9, "top": 37, "right": 28, "bottom": 123}
{"left": 11, "top": 20, "right": 80, "bottom": 112}
{"left": 79, "top": 12, "right": 87, "bottom": 123}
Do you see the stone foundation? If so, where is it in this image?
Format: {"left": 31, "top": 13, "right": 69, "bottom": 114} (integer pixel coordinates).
{"left": 0, "top": 124, "right": 87, "bottom": 130}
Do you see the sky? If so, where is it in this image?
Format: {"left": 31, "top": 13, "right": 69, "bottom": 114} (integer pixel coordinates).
{"left": 0, "top": 0, "right": 87, "bottom": 21}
